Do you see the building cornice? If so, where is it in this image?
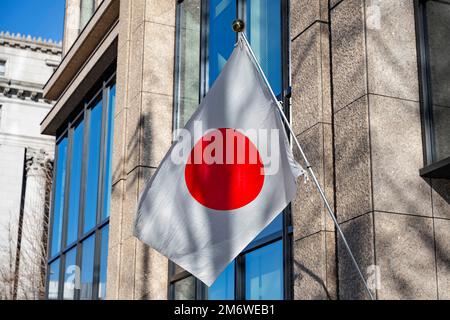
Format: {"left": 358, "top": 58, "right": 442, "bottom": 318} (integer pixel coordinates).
{"left": 0, "top": 32, "right": 62, "bottom": 56}
{"left": 0, "top": 78, "right": 52, "bottom": 104}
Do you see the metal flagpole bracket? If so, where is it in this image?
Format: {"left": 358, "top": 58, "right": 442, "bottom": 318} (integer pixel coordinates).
{"left": 237, "top": 31, "right": 375, "bottom": 300}
{"left": 232, "top": 19, "right": 245, "bottom": 32}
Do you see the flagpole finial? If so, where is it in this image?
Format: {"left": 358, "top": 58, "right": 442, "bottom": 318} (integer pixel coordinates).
{"left": 232, "top": 19, "right": 245, "bottom": 32}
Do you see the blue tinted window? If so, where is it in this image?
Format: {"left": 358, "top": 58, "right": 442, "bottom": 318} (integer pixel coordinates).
{"left": 245, "top": 240, "right": 283, "bottom": 300}
{"left": 208, "top": 0, "right": 236, "bottom": 86}
{"left": 84, "top": 99, "right": 103, "bottom": 232}
{"left": 252, "top": 214, "right": 282, "bottom": 243}
{"left": 48, "top": 259, "right": 60, "bottom": 300}
{"left": 80, "top": 235, "right": 95, "bottom": 300}
{"left": 66, "top": 120, "right": 85, "bottom": 245}
{"left": 246, "top": 0, "right": 282, "bottom": 95}
{"left": 98, "top": 225, "right": 109, "bottom": 299}
{"left": 63, "top": 248, "right": 77, "bottom": 300}
{"left": 51, "top": 137, "right": 68, "bottom": 257}
{"left": 102, "top": 85, "right": 115, "bottom": 220}
{"left": 201, "top": 0, "right": 285, "bottom": 301}
{"left": 209, "top": 262, "right": 235, "bottom": 300}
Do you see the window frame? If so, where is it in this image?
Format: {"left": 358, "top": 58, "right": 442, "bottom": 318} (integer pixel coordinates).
{"left": 416, "top": 0, "right": 450, "bottom": 178}
{"left": 45, "top": 66, "right": 116, "bottom": 300}
{"left": 170, "top": 0, "right": 293, "bottom": 300}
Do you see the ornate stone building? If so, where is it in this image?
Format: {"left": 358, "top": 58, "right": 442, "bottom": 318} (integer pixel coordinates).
{"left": 0, "top": 32, "right": 62, "bottom": 299}
{"left": 41, "top": 0, "right": 450, "bottom": 300}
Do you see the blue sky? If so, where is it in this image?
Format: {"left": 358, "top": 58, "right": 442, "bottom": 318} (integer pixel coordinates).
{"left": 0, "top": 0, "right": 65, "bottom": 42}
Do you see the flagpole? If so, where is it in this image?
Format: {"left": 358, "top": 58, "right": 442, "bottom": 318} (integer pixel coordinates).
{"left": 235, "top": 26, "right": 375, "bottom": 300}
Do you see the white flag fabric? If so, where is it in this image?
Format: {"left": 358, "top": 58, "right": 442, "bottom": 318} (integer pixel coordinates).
{"left": 134, "top": 37, "right": 304, "bottom": 286}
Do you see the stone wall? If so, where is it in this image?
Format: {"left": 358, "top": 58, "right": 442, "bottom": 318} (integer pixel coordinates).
{"left": 290, "top": 0, "right": 337, "bottom": 300}
{"left": 331, "top": 0, "right": 446, "bottom": 299}
{"left": 106, "top": 0, "right": 176, "bottom": 300}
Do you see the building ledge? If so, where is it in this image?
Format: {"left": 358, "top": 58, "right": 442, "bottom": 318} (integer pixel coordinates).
{"left": 42, "top": 0, "right": 119, "bottom": 101}
{"left": 40, "top": 24, "right": 118, "bottom": 136}
{"left": 420, "top": 157, "right": 450, "bottom": 179}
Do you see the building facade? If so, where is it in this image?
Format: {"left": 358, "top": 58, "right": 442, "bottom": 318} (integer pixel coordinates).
{"left": 0, "top": 32, "right": 62, "bottom": 299}
{"left": 41, "top": 0, "right": 450, "bottom": 300}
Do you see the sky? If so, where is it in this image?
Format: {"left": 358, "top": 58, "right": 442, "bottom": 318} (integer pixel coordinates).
{"left": 0, "top": 0, "right": 65, "bottom": 42}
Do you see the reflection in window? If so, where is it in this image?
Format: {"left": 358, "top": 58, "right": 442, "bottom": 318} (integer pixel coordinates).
{"left": 51, "top": 137, "right": 68, "bottom": 257}
{"left": 63, "top": 248, "right": 77, "bottom": 300}
{"left": 67, "top": 119, "right": 84, "bottom": 245}
{"left": 80, "top": 235, "right": 95, "bottom": 299}
{"left": 46, "top": 77, "right": 115, "bottom": 300}
{"left": 98, "top": 225, "right": 109, "bottom": 299}
{"left": 424, "top": 0, "right": 450, "bottom": 162}
{"left": 208, "top": 0, "right": 236, "bottom": 86}
{"left": 174, "top": 276, "right": 196, "bottom": 300}
{"left": 245, "top": 241, "right": 283, "bottom": 300}
{"left": 246, "top": 0, "right": 282, "bottom": 95}
{"left": 175, "top": 0, "right": 201, "bottom": 127}
{"left": 252, "top": 214, "right": 282, "bottom": 243}
{"left": 48, "top": 259, "right": 60, "bottom": 300}
{"left": 84, "top": 99, "right": 103, "bottom": 233}
{"left": 208, "top": 262, "right": 235, "bottom": 300}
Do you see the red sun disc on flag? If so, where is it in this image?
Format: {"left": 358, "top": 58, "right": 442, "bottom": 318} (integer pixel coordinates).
{"left": 185, "top": 128, "right": 265, "bottom": 211}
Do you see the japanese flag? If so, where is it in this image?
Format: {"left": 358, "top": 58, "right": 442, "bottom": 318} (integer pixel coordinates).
{"left": 134, "top": 37, "right": 304, "bottom": 286}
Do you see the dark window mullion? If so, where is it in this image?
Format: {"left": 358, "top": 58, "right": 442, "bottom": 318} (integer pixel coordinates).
{"left": 281, "top": 0, "right": 293, "bottom": 301}
{"left": 92, "top": 82, "right": 110, "bottom": 299}
{"left": 79, "top": 103, "right": 90, "bottom": 239}
{"left": 72, "top": 103, "right": 90, "bottom": 301}
{"left": 57, "top": 251, "right": 66, "bottom": 299}
{"left": 235, "top": 254, "right": 245, "bottom": 300}
{"left": 417, "top": 0, "right": 437, "bottom": 165}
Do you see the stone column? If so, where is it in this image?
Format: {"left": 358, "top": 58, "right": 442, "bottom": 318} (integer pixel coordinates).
{"left": 106, "top": 0, "right": 175, "bottom": 300}
{"left": 63, "top": 0, "right": 81, "bottom": 55}
{"left": 16, "top": 149, "right": 52, "bottom": 300}
{"left": 290, "top": 0, "right": 337, "bottom": 300}
{"left": 331, "top": 0, "right": 441, "bottom": 299}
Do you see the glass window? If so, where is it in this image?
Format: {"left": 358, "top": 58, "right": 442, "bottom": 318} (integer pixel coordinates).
{"left": 245, "top": 240, "right": 283, "bottom": 300}
{"left": 80, "top": 235, "right": 95, "bottom": 300}
{"left": 208, "top": 0, "right": 236, "bottom": 86}
{"left": 246, "top": 0, "right": 282, "bottom": 96}
{"left": 208, "top": 262, "right": 235, "bottom": 300}
{"left": 175, "top": 0, "right": 201, "bottom": 128}
{"left": 63, "top": 248, "right": 77, "bottom": 300}
{"left": 46, "top": 76, "right": 115, "bottom": 300}
{"left": 172, "top": 0, "right": 288, "bottom": 300}
{"left": 80, "top": 0, "right": 95, "bottom": 31}
{"left": 98, "top": 225, "right": 109, "bottom": 299}
{"left": 48, "top": 259, "right": 60, "bottom": 300}
{"left": 252, "top": 214, "right": 282, "bottom": 242}
{"left": 422, "top": 0, "right": 450, "bottom": 163}
{"left": 51, "top": 137, "right": 68, "bottom": 257}
{"left": 66, "top": 119, "right": 85, "bottom": 245}
{"left": 174, "top": 276, "right": 196, "bottom": 300}
{"left": 84, "top": 99, "right": 103, "bottom": 233}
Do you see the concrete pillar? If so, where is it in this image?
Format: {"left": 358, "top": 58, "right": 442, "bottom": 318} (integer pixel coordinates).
{"left": 331, "top": 0, "right": 440, "bottom": 299}
{"left": 290, "top": 0, "right": 337, "bottom": 300}
{"left": 63, "top": 0, "right": 81, "bottom": 55}
{"left": 16, "top": 149, "right": 52, "bottom": 299}
{"left": 106, "top": 0, "right": 175, "bottom": 300}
